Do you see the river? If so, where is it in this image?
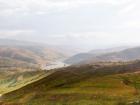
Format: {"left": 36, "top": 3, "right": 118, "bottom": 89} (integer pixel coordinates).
{"left": 41, "top": 61, "right": 69, "bottom": 70}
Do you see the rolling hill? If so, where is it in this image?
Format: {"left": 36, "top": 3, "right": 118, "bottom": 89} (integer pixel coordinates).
{"left": 84, "top": 47, "right": 140, "bottom": 64}
{"left": 2, "top": 61, "right": 140, "bottom": 105}
{"left": 65, "top": 47, "right": 140, "bottom": 65}
{"left": 89, "top": 46, "right": 129, "bottom": 55}
{"left": 0, "top": 39, "right": 66, "bottom": 69}
{"left": 0, "top": 70, "right": 53, "bottom": 95}
{"left": 64, "top": 53, "right": 94, "bottom": 65}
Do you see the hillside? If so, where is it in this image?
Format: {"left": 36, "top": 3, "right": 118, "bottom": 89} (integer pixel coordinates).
{"left": 89, "top": 46, "right": 129, "bottom": 54}
{"left": 64, "top": 53, "right": 94, "bottom": 64}
{"left": 0, "top": 39, "right": 66, "bottom": 69}
{"left": 2, "top": 61, "right": 140, "bottom": 105}
{"left": 0, "top": 68, "right": 55, "bottom": 95}
{"left": 0, "top": 70, "right": 53, "bottom": 95}
{"left": 65, "top": 47, "right": 140, "bottom": 65}
{"left": 85, "top": 47, "right": 140, "bottom": 64}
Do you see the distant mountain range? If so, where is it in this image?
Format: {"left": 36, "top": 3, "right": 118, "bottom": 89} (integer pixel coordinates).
{"left": 65, "top": 46, "right": 140, "bottom": 64}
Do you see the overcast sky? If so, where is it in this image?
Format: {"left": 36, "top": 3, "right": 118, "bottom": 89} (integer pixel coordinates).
{"left": 0, "top": 0, "right": 140, "bottom": 51}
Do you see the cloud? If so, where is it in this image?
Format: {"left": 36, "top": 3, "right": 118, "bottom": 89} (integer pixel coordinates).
{"left": 0, "top": 0, "right": 133, "bottom": 16}
{"left": 0, "top": 29, "right": 35, "bottom": 38}
{"left": 118, "top": 3, "right": 136, "bottom": 15}
{"left": 63, "top": 32, "right": 140, "bottom": 48}
{"left": 0, "top": 0, "right": 140, "bottom": 51}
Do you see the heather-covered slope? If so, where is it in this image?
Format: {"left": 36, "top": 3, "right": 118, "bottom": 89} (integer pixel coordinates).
{"left": 2, "top": 61, "right": 140, "bottom": 105}
{"left": 0, "top": 70, "right": 54, "bottom": 95}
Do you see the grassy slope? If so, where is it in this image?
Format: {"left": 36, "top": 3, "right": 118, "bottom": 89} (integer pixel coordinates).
{"left": 0, "top": 70, "right": 54, "bottom": 95}
{"left": 2, "top": 61, "right": 140, "bottom": 105}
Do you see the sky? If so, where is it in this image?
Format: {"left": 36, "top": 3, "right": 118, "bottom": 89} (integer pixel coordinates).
{"left": 0, "top": 0, "right": 140, "bottom": 51}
